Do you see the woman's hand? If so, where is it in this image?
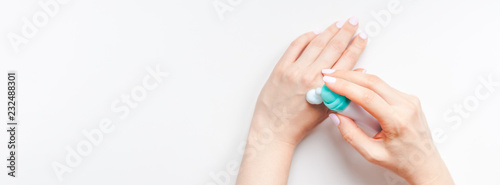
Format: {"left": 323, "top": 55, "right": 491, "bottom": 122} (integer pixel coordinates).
{"left": 323, "top": 70, "right": 454, "bottom": 185}
{"left": 250, "top": 17, "right": 367, "bottom": 146}
{"left": 236, "top": 17, "right": 367, "bottom": 185}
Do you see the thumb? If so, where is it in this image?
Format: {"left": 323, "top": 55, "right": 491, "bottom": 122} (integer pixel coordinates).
{"left": 329, "top": 113, "right": 379, "bottom": 159}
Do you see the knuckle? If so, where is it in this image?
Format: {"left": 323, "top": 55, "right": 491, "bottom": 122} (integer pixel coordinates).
{"left": 299, "top": 73, "right": 316, "bottom": 85}
{"left": 409, "top": 105, "right": 420, "bottom": 115}
{"left": 290, "top": 39, "right": 305, "bottom": 49}
{"left": 290, "top": 33, "right": 312, "bottom": 48}
{"left": 403, "top": 100, "right": 420, "bottom": 115}
{"left": 365, "top": 74, "right": 382, "bottom": 85}
{"left": 353, "top": 37, "right": 367, "bottom": 48}
{"left": 325, "top": 25, "right": 338, "bottom": 33}
{"left": 409, "top": 95, "right": 421, "bottom": 106}
{"left": 327, "top": 39, "right": 345, "bottom": 53}
{"left": 272, "top": 68, "right": 287, "bottom": 78}
{"left": 398, "top": 122, "right": 411, "bottom": 135}
{"left": 397, "top": 121, "right": 410, "bottom": 131}
{"left": 343, "top": 25, "right": 358, "bottom": 33}
{"left": 361, "top": 91, "right": 376, "bottom": 104}
{"left": 309, "top": 38, "right": 328, "bottom": 49}
{"left": 342, "top": 50, "right": 359, "bottom": 62}
{"left": 341, "top": 131, "right": 354, "bottom": 144}
{"left": 283, "top": 69, "right": 300, "bottom": 80}
{"left": 391, "top": 116, "right": 408, "bottom": 134}
{"left": 273, "top": 65, "right": 286, "bottom": 75}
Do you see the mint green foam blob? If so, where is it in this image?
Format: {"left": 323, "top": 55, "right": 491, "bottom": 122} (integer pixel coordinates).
{"left": 321, "top": 84, "right": 351, "bottom": 112}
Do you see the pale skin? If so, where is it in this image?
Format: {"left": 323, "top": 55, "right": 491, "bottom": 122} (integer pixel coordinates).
{"left": 236, "top": 17, "right": 454, "bottom": 185}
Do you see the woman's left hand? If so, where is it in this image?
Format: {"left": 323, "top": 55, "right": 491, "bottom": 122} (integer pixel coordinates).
{"left": 250, "top": 17, "right": 368, "bottom": 146}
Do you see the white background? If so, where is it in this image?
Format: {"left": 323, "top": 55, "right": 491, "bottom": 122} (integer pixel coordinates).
{"left": 1, "top": 0, "right": 500, "bottom": 184}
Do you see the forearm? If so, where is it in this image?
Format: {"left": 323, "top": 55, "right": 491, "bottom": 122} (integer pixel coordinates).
{"left": 236, "top": 125, "right": 296, "bottom": 185}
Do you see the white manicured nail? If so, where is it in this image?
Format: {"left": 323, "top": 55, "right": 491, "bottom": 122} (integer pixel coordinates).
{"left": 349, "top": 16, "right": 358, "bottom": 25}
{"left": 323, "top": 76, "right": 337, "bottom": 83}
{"left": 336, "top": 21, "right": 345, "bottom": 28}
{"left": 322, "top": 69, "right": 336, "bottom": 74}
{"left": 359, "top": 32, "right": 367, "bottom": 39}
{"left": 329, "top": 113, "right": 340, "bottom": 126}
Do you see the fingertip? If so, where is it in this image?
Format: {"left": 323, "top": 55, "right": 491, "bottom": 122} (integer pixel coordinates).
{"left": 337, "top": 114, "right": 353, "bottom": 123}
{"left": 321, "top": 69, "right": 336, "bottom": 75}
{"left": 336, "top": 114, "right": 357, "bottom": 130}
{"left": 359, "top": 32, "right": 367, "bottom": 40}
{"left": 323, "top": 76, "right": 337, "bottom": 84}
{"left": 329, "top": 113, "right": 340, "bottom": 126}
{"left": 348, "top": 16, "right": 358, "bottom": 26}
{"left": 336, "top": 20, "right": 346, "bottom": 29}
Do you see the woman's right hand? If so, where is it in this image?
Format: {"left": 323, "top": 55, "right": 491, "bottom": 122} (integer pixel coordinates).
{"left": 322, "top": 70, "right": 454, "bottom": 185}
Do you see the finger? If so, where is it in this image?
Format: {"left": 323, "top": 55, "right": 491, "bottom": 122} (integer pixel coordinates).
{"left": 332, "top": 32, "right": 368, "bottom": 70}
{"left": 354, "top": 69, "right": 409, "bottom": 99}
{"left": 294, "top": 22, "right": 342, "bottom": 66}
{"left": 310, "top": 17, "right": 359, "bottom": 70}
{"left": 353, "top": 68, "right": 366, "bottom": 73}
{"left": 279, "top": 32, "right": 318, "bottom": 65}
{"left": 323, "top": 70, "right": 404, "bottom": 104}
{"left": 334, "top": 114, "right": 384, "bottom": 161}
{"left": 323, "top": 75, "right": 395, "bottom": 130}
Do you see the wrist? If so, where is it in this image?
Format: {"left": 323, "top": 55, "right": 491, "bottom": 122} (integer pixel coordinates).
{"left": 402, "top": 154, "right": 454, "bottom": 185}
{"left": 249, "top": 112, "right": 304, "bottom": 148}
{"left": 248, "top": 120, "right": 299, "bottom": 149}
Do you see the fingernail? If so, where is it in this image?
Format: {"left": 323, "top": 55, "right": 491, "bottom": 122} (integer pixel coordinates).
{"left": 336, "top": 20, "right": 345, "bottom": 28}
{"left": 362, "top": 69, "right": 367, "bottom": 73}
{"left": 359, "top": 32, "right": 367, "bottom": 39}
{"left": 322, "top": 69, "right": 336, "bottom": 74}
{"left": 329, "top": 113, "right": 340, "bottom": 126}
{"left": 323, "top": 76, "right": 336, "bottom": 83}
{"left": 349, "top": 16, "right": 358, "bottom": 25}
{"left": 313, "top": 29, "right": 322, "bottom": 35}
